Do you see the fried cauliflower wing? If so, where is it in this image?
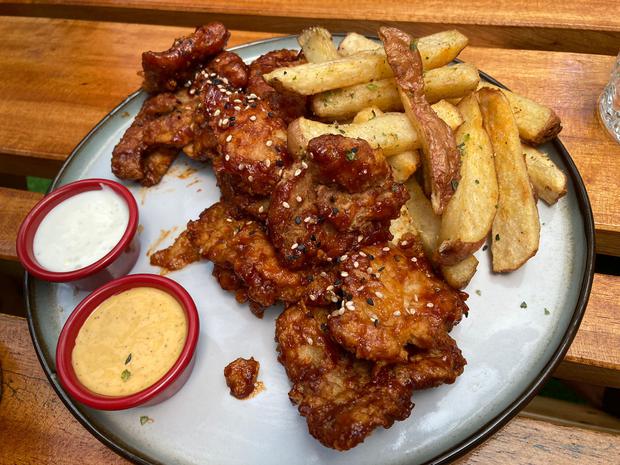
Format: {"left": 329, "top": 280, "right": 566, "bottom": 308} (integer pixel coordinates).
{"left": 267, "top": 134, "right": 409, "bottom": 269}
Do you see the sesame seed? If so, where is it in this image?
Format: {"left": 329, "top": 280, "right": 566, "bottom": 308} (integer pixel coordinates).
{"left": 226, "top": 134, "right": 233, "bottom": 142}
{"left": 309, "top": 294, "right": 317, "bottom": 301}
{"left": 250, "top": 115, "right": 257, "bottom": 121}
{"left": 225, "top": 154, "right": 230, "bottom": 161}
{"left": 337, "top": 308, "right": 345, "bottom": 315}
{"left": 266, "top": 140, "right": 273, "bottom": 147}
{"left": 278, "top": 168, "right": 283, "bottom": 176}
{"left": 414, "top": 294, "right": 419, "bottom": 302}
{"left": 294, "top": 169, "right": 302, "bottom": 176}
{"left": 411, "top": 257, "right": 418, "bottom": 262}
{"left": 354, "top": 261, "right": 359, "bottom": 268}
{"left": 345, "top": 301, "right": 355, "bottom": 311}
{"left": 301, "top": 161, "right": 308, "bottom": 169}
{"left": 238, "top": 163, "right": 245, "bottom": 170}
{"left": 427, "top": 302, "right": 434, "bottom": 308}
{"left": 248, "top": 175, "right": 254, "bottom": 182}
{"left": 265, "top": 159, "right": 271, "bottom": 167}
{"left": 233, "top": 99, "right": 242, "bottom": 103}
{"left": 222, "top": 118, "right": 229, "bottom": 126}
{"left": 340, "top": 271, "right": 349, "bottom": 277}
{"left": 393, "top": 310, "right": 401, "bottom": 316}
{"left": 214, "top": 109, "right": 221, "bottom": 117}
{"left": 234, "top": 106, "right": 241, "bottom": 111}
{"left": 189, "top": 88, "right": 196, "bottom": 95}
{"left": 359, "top": 251, "right": 367, "bottom": 257}
{"left": 375, "top": 291, "right": 384, "bottom": 298}
{"left": 304, "top": 216, "right": 311, "bottom": 223}
{"left": 358, "top": 235, "right": 363, "bottom": 243}
{"left": 356, "top": 285, "right": 365, "bottom": 291}
{"left": 282, "top": 201, "right": 290, "bottom": 209}
{"left": 367, "top": 267, "right": 373, "bottom": 273}
{"left": 340, "top": 254, "right": 348, "bottom": 261}
{"left": 258, "top": 205, "right": 264, "bottom": 213}
{"left": 401, "top": 240, "right": 408, "bottom": 246}
{"left": 306, "top": 337, "right": 314, "bottom": 345}
{"left": 327, "top": 285, "right": 334, "bottom": 291}
{"left": 383, "top": 247, "right": 390, "bottom": 252}
{"left": 248, "top": 93, "right": 258, "bottom": 99}
{"left": 226, "top": 218, "right": 233, "bottom": 223}
{"left": 291, "top": 243, "right": 298, "bottom": 249}
{"left": 370, "top": 314, "right": 378, "bottom": 322}
{"left": 320, "top": 271, "right": 328, "bottom": 277}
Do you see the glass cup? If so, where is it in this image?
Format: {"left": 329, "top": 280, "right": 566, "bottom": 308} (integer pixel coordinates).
{"left": 598, "top": 51, "right": 620, "bottom": 144}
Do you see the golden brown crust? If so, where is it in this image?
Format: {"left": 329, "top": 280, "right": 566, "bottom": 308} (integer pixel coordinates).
{"left": 142, "top": 23, "right": 230, "bottom": 94}
{"left": 247, "top": 49, "right": 308, "bottom": 124}
{"left": 267, "top": 135, "right": 409, "bottom": 269}
{"left": 224, "top": 357, "right": 260, "bottom": 399}
{"left": 379, "top": 27, "right": 460, "bottom": 214}
{"left": 327, "top": 239, "right": 468, "bottom": 362}
{"left": 530, "top": 111, "right": 562, "bottom": 145}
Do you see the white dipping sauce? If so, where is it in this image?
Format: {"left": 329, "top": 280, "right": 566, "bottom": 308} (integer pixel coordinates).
{"left": 33, "top": 187, "right": 129, "bottom": 272}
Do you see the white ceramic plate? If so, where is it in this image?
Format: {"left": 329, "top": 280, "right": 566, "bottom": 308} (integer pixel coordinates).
{"left": 26, "top": 35, "right": 594, "bottom": 465}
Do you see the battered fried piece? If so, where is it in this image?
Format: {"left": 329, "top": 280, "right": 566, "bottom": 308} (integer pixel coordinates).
{"left": 113, "top": 50, "right": 250, "bottom": 185}
{"left": 142, "top": 23, "right": 230, "bottom": 93}
{"left": 224, "top": 357, "right": 260, "bottom": 399}
{"left": 111, "top": 91, "right": 195, "bottom": 186}
{"left": 276, "top": 303, "right": 414, "bottom": 451}
{"left": 268, "top": 135, "right": 408, "bottom": 269}
{"left": 379, "top": 27, "right": 460, "bottom": 215}
{"left": 247, "top": 49, "right": 308, "bottom": 124}
{"left": 151, "top": 202, "right": 335, "bottom": 315}
{"left": 327, "top": 238, "right": 468, "bottom": 362}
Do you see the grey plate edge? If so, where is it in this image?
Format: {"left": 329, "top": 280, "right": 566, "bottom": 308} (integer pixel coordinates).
{"left": 23, "top": 34, "right": 596, "bottom": 465}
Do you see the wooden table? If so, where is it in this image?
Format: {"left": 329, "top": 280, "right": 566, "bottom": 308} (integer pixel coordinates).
{"left": 0, "top": 2, "right": 619, "bottom": 463}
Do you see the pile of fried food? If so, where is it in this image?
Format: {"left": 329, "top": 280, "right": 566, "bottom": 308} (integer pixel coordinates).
{"left": 111, "top": 23, "right": 567, "bottom": 450}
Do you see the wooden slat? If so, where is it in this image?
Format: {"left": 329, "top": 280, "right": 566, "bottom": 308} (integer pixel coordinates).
{"left": 0, "top": 314, "right": 618, "bottom": 464}
{"left": 0, "top": 187, "right": 41, "bottom": 261}
{"left": 0, "top": 17, "right": 619, "bottom": 254}
{"left": 2, "top": 186, "right": 620, "bottom": 385}
{"left": 0, "top": 1, "right": 619, "bottom": 55}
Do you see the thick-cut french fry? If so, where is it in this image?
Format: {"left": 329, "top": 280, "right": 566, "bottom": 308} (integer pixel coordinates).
{"left": 288, "top": 102, "right": 462, "bottom": 157}
{"left": 264, "top": 51, "right": 392, "bottom": 96}
{"left": 388, "top": 151, "right": 421, "bottom": 182}
{"left": 338, "top": 32, "right": 381, "bottom": 55}
{"left": 522, "top": 145, "right": 567, "bottom": 205}
{"left": 311, "top": 63, "right": 479, "bottom": 119}
{"left": 431, "top": 100, "right": 464, "bottom": 131}
{"left": 478, "top": 82, "right": 561, "bottom": 145}
{"left": 438, "top": 93, "right": 498, "bottom": 265}
{"left": 478, "top": 88, "right": 540, "bottom": 272}
{"left": 339, "top": 30, "right": 469, "bottom": 71}
{"left": 404, "top": 179, "right": 478, "bottom": 288}
{"left": 298, "top": 27, "right": 340, "bottom": 63}
{"left": 380, "top": 26, "right": 460, "bottom": 215}
{"left": 352, "top": 106, "right": 384, "bottom": 124}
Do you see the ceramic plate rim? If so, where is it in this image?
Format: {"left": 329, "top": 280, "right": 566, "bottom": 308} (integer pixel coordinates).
{"left": 25, "top": 33, "right": 595, "bottom": 465}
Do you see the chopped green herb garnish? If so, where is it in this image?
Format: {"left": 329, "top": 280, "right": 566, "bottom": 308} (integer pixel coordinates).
{"left": 475, "top": 179, "right": 480, "bottom": 184}
{"left": 140, "top": 416, "right": 153, "bottom": 425}
{"left": 482, "top": 245, "right": 488, "bottom": 251}
{"left": 520, "top": 301, "right": 527, "bottom": 309}
{"left": 495, "top": 234, "right": 500, "bottom": 241}
{"left": 121, "top": 369, "right": 131, "bottom": 382}
{"left": 409, "top": 39, "right": 418, "bottom": 51}
{"left": 338, "top": 129, "right": 345, "bottom": 134}
{"left": 125, "top": 353, "right": 132, "bottom": 365}
{"left": 475, "top": 289, "right": 481, "bottom": 296}
{"left": 544, "top": 308, "right": 550, "bottom": 315}
{"left": 457, "top": 142, "right": 466, "bottom": 153}
{"left": 451, "top": 179, "right": 459, "bottom": 191}
{"left": 371, "top": 109, "right": 377, "bottom": 119}
{"left": 367, "top": 83, "right": 378, "bottom": 91}
{"left": 366, "top": 298, "right": 374, "bottom": 306}
{"left": 345, "top": 150, "right": 357, "bottom": 161}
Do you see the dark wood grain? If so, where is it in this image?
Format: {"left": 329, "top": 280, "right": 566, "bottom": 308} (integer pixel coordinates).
{"left": 1, "top": 314, "right": 618, "bottom": 465}
{"left": 0, "top": 0, "right": 619, "bottom": 54}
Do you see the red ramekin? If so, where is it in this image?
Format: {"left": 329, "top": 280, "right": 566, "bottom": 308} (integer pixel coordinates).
{"left": 56, "top": 274, "right": 200, "bottom": 410}
{"left": 17, "top": 178, "right": 140, "bottom": 290}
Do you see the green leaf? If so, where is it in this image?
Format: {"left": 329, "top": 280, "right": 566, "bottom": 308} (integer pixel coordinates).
{"left": 121, "top": 369, "right": 131, "bottom": 382}
{"left": 125, "top": 353, "right": 132, "bottom": 365}
{"left": 140, "top": 416, "right": 153, "bottom": 425}
{"left": 544, "top": 308, "right": 550, "bottom": 315}
{"left": 451, "top": 179, "right": 459, "bottom": 191}
{"left": 366, "top": 83, "right": 378, "bottom": 91}
{"left": 520, "top": 301, "right": 528, "bottom": 309}
{"left": 475, "top": 289, "right": 481, "bottom": 296}
{"left": 409, "top": 39, "right": 418, "bottom": 51}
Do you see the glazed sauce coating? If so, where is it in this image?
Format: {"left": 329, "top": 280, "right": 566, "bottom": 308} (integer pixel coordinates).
{"left": 224, "top": 357, "right": 260, "bottom": 399}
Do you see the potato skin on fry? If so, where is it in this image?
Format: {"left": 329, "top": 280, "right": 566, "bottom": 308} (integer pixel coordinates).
{"left": 523, "top": 144, "right": 567, "bottom": 205}
{"left": 478, "top": 88, "right": 540, "bottom": 272}
{"left": 438, "top": 93, "right": 498, "bottom": 265}
{"left": 379, "top": 26, "right": 460, "bottom": 215}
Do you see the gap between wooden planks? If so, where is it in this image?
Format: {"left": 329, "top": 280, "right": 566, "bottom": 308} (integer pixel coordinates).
{"left": 0, "top": 314, "right": 618, "bottom": 464}
{"left": 0, "top": 18, "right": 618, "bottom": 254}
{"left": 0, "top": 0, "right": 619, "bottom": 55}
{"left": 1, "top": 186, "right": 619, "bottom": 387}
